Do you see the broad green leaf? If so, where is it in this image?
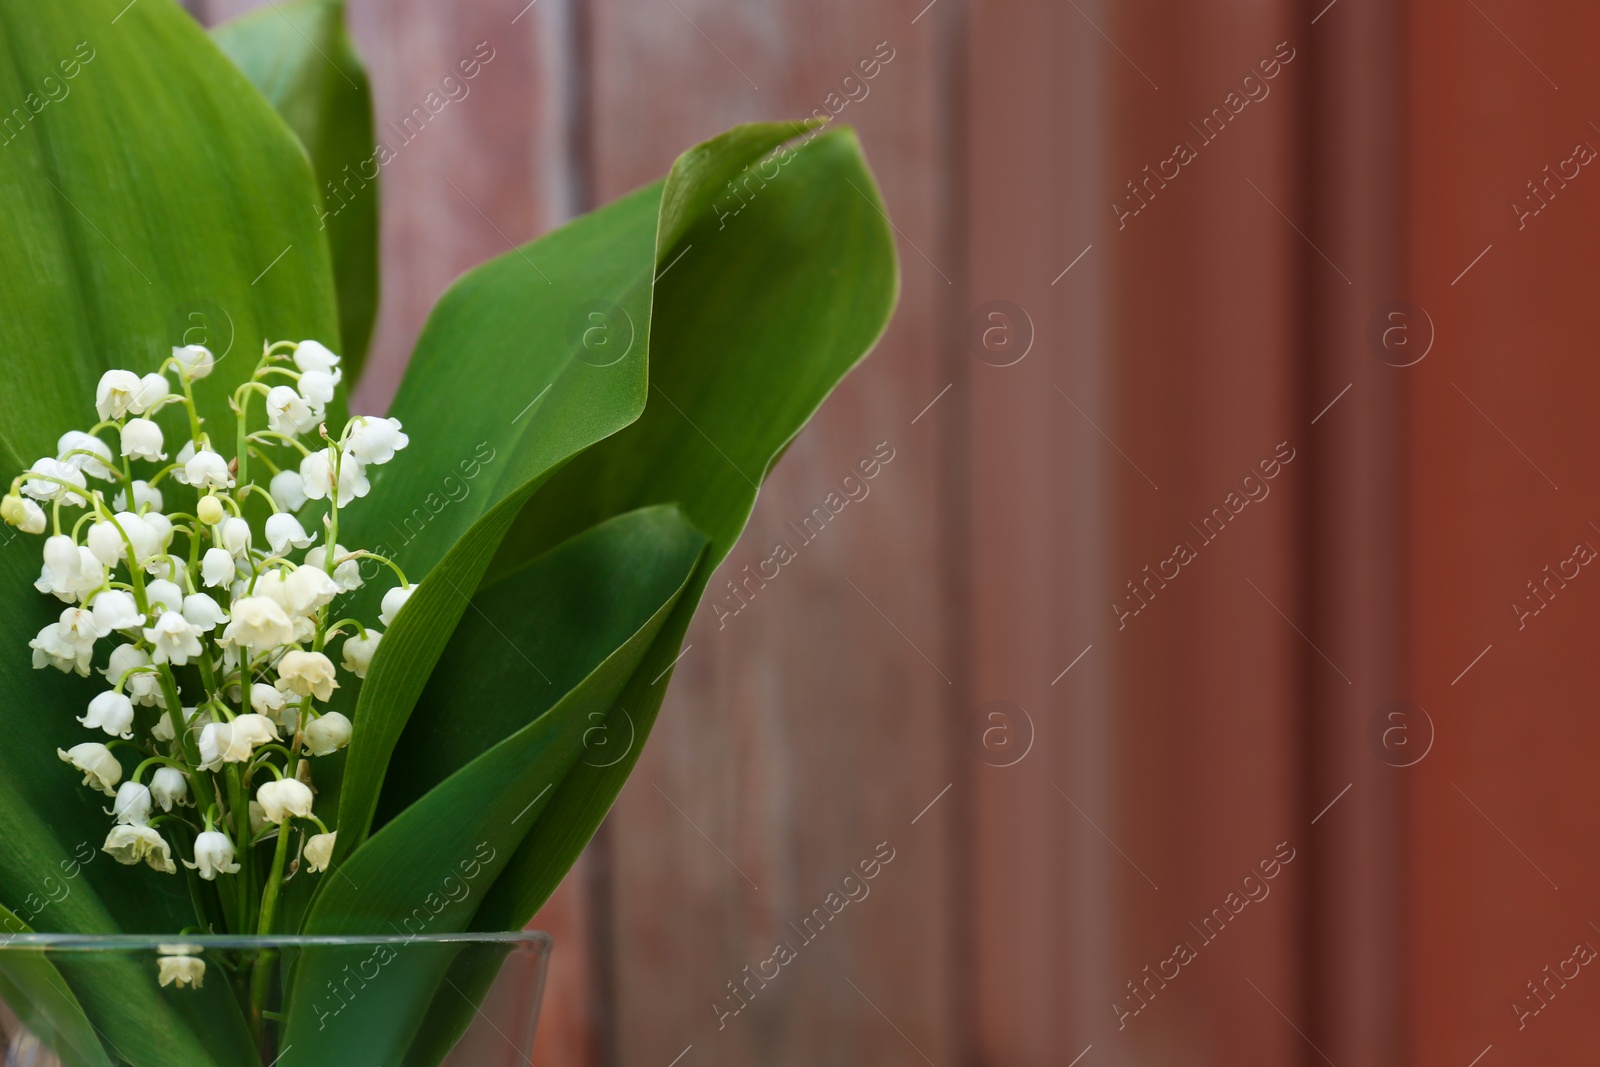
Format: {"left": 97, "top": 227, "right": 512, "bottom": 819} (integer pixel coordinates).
{"left": 279, "top": 506, "right": 706, "bottom": 1064}
{"left": 212, "top": 0, "right": 380, "bottom": 378}
{"left": 0, "top": 906, "right": 111, "bottom": 1067}
{"left": 0, "top": 0, "right": 341, "bottom": 1055}
{"left": 321, "top": 182, "right": 659, "bottom": 865}
{"left": 473, "top": 124, "right": 899, "bottom": 930}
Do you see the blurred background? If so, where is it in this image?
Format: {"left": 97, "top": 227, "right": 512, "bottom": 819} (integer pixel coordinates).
{"left": 192, "top": 0, "right": 1600, "bottom": 1062}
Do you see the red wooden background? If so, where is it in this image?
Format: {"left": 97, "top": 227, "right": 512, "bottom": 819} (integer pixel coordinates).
{"left": 192, "top": 0, "right": 1600, "bottom": 1062}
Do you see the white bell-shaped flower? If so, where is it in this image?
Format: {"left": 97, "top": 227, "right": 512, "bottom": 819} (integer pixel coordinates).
{"left": 270, "top": 469, "right": 308, "bottom": 512}
{"left": 30, "top": 622, "right": 90, "bottom": 675}
{"left": 57, "top": 431, "right": 115, "bottom": 481}
{"left": 265, "top": 385, "right": 320, "bottom": 436}
{"left": 284, "top": 565, "right": 338, "bottom": 616}
{"left": 157, "top": 954, "right": 205, "bottom": 988}
{"left": 265, "top": 513, "right": 315, "bottom": 554}
{"left": 249, "top": 680, "right": 295, "bottom": 730}
{"left": 119, "top": 512, "right": 164, "bottom": 564}
{"left": 41, "top": 535, "right": 81, "bottom": 586}
{"left": 232, "top": 713, "right": 281, "bottom": 751}
{"left": 58, "top": 608, "right": 106, "bottom": 657}
{"left": 80, "top": 691, "right": 135, "bottom": 739}
{"left": 277, "top": 650, "right": 338, "bottom": 700}
{"left": 299, "top": 447, "right": 368, "bottom": 505}
{"left": 150, "top": 766, "right": 189, "bottom": 811}
{"left": 222, "top": 596, "right": 295, "bottom": 652}
{"left": 112, "top": 479, "right": 162, "bottom": 513}
{"left": 89, "top": 589, "right": 142, "bottom": 633}
{"left": 0, "top": 494, "right": 46, "bottom": 533}
{"left": 379, "top": 584, "right": 415, "bottom": 626}
{"left": 181, "top": 593, "right": 228, "bottom": 632}
{"left": 185, "top": 831, "right": 240, "bottom": 880}
{"left": 23, "top": 457, "right": 87, "bottom": 506}
{"left": 293, "top": 339, "right": 341, "bottom": 376}
{"left": 119, "top": 418, "right": 166, "bottom": 461}
{"left": 218, "top": 516, "right": 252, "bottom": 558}
{"left": 58, "top": 742, "right": 122, "bottom": 795}
{"left": 109, "top": 781, "right": 152, "bottom": 825}
{"left": 304, "top": 711, "right": 352, "bottom": 756}
{"left": 305, "top": 544, "right": 363, "bottom": 593}
{"left": 171, "top": 344, "right": 214, "bottom": 380}
{"left": 257, "top": 777, "right": 315, "bottom": 824}
{"left": 297, "top": 369, "right": 338, "bottom": 408}
{"left": 346, "top": 416, "right": 409, "bottom": 465}
{"left": 95, "top": 370, "right": 142, "bottom": 420}
{"left": 104, "top": 644, "right": 160, "bottom": 706}
{"left": 181, "top": 447, "right": 232, "bottom": 490}
{"left": 131, "top": 372, "right": 171, "bottom": 414}
{"left": 144, "top": 579, "right": 183, "bottom": 615}
{"left": 201, "top": 547, "right": 237, "bottom": 588}
{"left": 341, "top": 630, "right": 382, "bottom": 678}
{"left": 85, "top": 521, "right": 126, "bottom": 566}
{"left": 103, "top": 824, "right": 175, "bottom": 873}
{"left": 124, "top": 511, "right": 167, "bottom": 563}
{"left": 304, "top": 831, "right": 336, "bottom": 873}
{"left": 144, "top": 610, "right": 203, "bottom": 666}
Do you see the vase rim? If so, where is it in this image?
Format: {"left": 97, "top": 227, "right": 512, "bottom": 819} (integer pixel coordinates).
{"left": 0, "top": 930, "right": 552, "bottom": 953}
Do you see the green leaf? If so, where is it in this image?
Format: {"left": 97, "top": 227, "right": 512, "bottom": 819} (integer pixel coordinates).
{"left": 212, "top": 0, "right": 380, "bottom": 379}
{"left": 322, "top": 181, "right": 660, "bottom": 865}
{"left": 279, "top": 506, "right": 707, "bottom": 1065}
{"left": 0, "top": 907, "right": 111, "bottom": 1067}
{"left": 473, "top": 123, "right": 899, "bottom": 931}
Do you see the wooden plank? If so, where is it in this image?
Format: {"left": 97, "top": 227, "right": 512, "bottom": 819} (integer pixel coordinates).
{"left": 584, "top": 2, "right": 959, "bottom": 1065}
{"left": 968, "top": 0, "right": 1310, "bottom": 1061}
{"left": 1406, "top": 0, "right": 1600, "bottom": 1062}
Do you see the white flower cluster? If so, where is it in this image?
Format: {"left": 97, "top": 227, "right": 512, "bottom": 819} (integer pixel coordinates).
{"left": 3, "top": 340, "right": 415, "bottom": 955}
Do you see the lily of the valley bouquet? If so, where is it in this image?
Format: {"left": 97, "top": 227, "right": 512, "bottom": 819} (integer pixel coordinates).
{"left": 0, "top": 1, "right": 896, "bottom": 1064}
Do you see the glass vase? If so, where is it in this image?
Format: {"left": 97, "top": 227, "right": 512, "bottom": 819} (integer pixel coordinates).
{"left": 0, "top": 932, "right": 550, "bottom": 1067}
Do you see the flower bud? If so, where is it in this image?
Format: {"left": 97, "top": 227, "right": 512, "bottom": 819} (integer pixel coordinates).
{"left": 196, "top": 495, "right": 226, "bottom": 526}
{"left": 1, "top": 493, "right": 45, "bottom": 534}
